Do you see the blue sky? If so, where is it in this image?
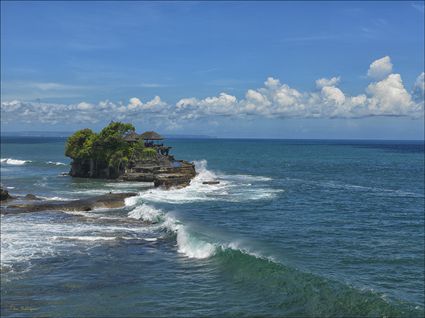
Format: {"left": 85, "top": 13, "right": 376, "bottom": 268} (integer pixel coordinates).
{"left": 1, "top": 1, "right": 424, "bottom": 139}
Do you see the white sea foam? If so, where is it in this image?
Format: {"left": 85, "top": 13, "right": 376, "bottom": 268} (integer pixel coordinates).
{"left": 46, "top": 161, "right": 67, "bottom": 166}
{"left": 175, "top": 225, "right": 216, "bottom": 258}
{"left": 223, "top": 174, "right": 272, "bottom": 182}
{"left": 128, "top": 204, "right": 163, "bottom": 223}
{"left": 106, "top": 182, "right": 154, "bottom": 189}
{"left": 138, "top": 159, "right": 280, "bottom": 204}
{"left": 1, "top": 159, "right": 280, "bottom": 270}
{"left": 0, "top": 214, "right": 156, "bottom": 272}
{"left": 39, "top": 196, "right": 74, "bottom": 201}
{"left": 143, "top": 238, "right": 158, "bottom": 242}
{"left": 0, "top": 158, "right": 31, "bottom": 165}
{"left": 127, "top": 203, "right": 216, "bottom": 259}
{"left": 53, "top": 236, "right": 118, "bottom": 241}
{"left": 125, "top": 194, "right": 142, "bottom": 207}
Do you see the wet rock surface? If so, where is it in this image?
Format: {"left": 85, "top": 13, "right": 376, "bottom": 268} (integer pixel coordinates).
{"left": 122, "top": 160, "right": 196, "bottom": 189}
{"left": 0, "top": 187, "right": 12, "bottom": 201}
{"left": 1, "top": 192, "right": 137, "bottom": 215}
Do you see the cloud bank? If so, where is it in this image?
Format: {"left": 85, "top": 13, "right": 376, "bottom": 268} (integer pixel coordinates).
{"left": 1, "top": 56, "right": 424, "bottom": 126}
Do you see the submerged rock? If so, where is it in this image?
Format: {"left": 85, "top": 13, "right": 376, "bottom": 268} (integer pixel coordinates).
{"left": 24, "top": 194, "right": 42, "bottom": 200}
{"left": 202, "top": 181, "right": 220, "bottom": 185}
{"left": 1, "top": 192, "right": 137, "bottom": 215}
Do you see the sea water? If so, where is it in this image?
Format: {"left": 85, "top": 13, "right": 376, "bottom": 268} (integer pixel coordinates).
{"left": 1, "top": 137, "right": 424, "bottom": 317}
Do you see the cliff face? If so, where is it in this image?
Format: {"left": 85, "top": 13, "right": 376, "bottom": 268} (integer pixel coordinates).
{"left": 69, "top": 156, "right": 196, "bottom": 188}
{"left": 69, "top": 159, "right": 124, "bottom": 179}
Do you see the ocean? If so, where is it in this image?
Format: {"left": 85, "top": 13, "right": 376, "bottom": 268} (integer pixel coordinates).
{"left": 1, "top": 136, "right": 424, "bottom": 317}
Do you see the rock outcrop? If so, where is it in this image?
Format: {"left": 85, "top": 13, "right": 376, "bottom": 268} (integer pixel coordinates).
{"left": 65, "top": 124, "right": 197, "bottom": 188}
{"left": 122, "top": 160, "right": 196, "bottom": 188}
{"left": 1, "top": 192, "right": 137, "bottom": 215}
{"left": 0, "top": 187, "right": 12, "bottom": 201}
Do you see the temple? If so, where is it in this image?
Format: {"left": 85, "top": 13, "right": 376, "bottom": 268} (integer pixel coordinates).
{"left": 124, "top": 131, "right": 172, "bottom": 157}
{"left": 121, "top": 130, "right": 196, "bottom": 187}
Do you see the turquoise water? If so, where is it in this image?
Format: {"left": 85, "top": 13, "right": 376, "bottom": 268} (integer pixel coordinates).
{"left": 1, "top": 137, "right": 424, "bottom": 317}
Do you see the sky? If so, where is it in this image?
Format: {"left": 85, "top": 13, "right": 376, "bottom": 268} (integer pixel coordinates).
{"left": 1, "top": 1, "right": 424, "bottom": 139}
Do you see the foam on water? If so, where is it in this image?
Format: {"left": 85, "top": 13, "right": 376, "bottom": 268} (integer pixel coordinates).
{"left": 0, "top": 212, "right": 156, "bottom": 272}
{"left": 105, "top": 182, "right": 154, "bottom": 189}
{"left": 138, "top": 159, "right": 280, "bottom": 204}
{"left": 1, "top": 159, "right": 280, "bottom": 269}
{"left": 46, "top": 161, "right": 67, "bottom": 166}
{"left": 39, "top": 196, "right": 74, "bottom": 201}
{"left": 126, "top": 203, "right": 216, "bottom": 259}
{"left": 53, "top": 236, "right": 118, "bottom": 241}
{"left": 1, "top": 158, "right": 31, "bottom": 165}
{"left": 128, "top": 204, "right": 163, "bottom": 223}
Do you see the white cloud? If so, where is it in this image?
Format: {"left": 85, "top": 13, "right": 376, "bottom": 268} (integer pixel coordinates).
{"left": 413, "top": 72, "right": 424, "bottom": 102}
{"left": 367, "top": 56, "right": 393, "bottom": 79}
{"left": 366, "top": 74, "right": 413, "bottom": 115}
{"left": 1, "top": 96, "right": 167, "bottom": 125}
{"left": 176, "top": 93, "right": 237, "bottom": 118}
{"left": 315, "top": 76, "right": 341, "bottom": 88}
{"left": 76, "top": 102, "right": 94, "bottom": 110}
{"left": 128, "top": 97, "right": 142, "bottom": 109}
{"left": 321, "top": 86, "right": 346, "bottom": 105}
{"left": 2, "top": 56, "right": 423, "bottom": 125}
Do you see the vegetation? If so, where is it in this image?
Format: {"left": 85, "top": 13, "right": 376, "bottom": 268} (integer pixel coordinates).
{"left": 142, "top": 148, "right": 157, "bottom": 158}
{"left": 65, "top": 122, "right": 153, "bottom": 178}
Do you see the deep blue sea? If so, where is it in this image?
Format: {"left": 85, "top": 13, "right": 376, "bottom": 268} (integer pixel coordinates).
{"left": 1, "top": 137, "right": 424, "bottom": 317}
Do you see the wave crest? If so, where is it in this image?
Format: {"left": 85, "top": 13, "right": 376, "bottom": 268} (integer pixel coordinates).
{"left": 1, "top": 158, "right": 31, "bottom": 165}
{"left": 137, "top": 159, "right": 280, "bottom": 204}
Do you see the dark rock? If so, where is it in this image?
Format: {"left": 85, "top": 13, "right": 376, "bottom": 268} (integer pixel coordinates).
{"left": 0, "top": 187, "right": 11, "bottom": 201}
{"left": 123, "top": 160, "right": 196, "bottom": 189}
{"left": 152, "top": 161, "right": 196, "bottom": 188}
{"left": 2, "top": 192, "right": 137, "bottom": 215}
{"left": 24, "top": 194, "right": 42, "bottom": 200}
{"left": 202, "top": 181, "right": 220, "bottom": 185}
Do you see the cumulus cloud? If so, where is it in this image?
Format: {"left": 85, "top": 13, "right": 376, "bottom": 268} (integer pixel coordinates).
{"left": 172, "top": 57, "right": 422, "bottom": 120}
{"left": 1, "top": 96, "right": 166, "bottom": 124}
{"left": 413, "top": 72, "right": 424, "bottom": 102}
{"left": 315, "top": 76, "right": 341, "bottom": 88}
{"left": 366, "top": 74, "right": 413, "bottom": 115}
{"left": 367, "top": 56, "right": 393, "bottom": 79}
{"left": 1, "top": 56, "right": 423, "bottom": 125}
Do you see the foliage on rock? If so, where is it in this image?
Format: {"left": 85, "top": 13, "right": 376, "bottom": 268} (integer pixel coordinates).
{"left": 65, "top": 122, "right": 142, "bottom": 177}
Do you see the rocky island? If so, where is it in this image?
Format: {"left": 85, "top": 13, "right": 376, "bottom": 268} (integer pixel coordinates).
{"left": 65, "top": 122, "right": 196, "bottom": 188}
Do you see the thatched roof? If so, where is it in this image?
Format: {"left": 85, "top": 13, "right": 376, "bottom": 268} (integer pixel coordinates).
{"left": 123, "top": 131, "right": 140, "bottom": 142}
{"left": 140, "top": 131, "right": 163, "bottom": 140}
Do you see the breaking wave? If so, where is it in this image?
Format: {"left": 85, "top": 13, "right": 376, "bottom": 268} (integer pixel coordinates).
{"left": 125, "top": 199, "right": 270, "bottom": 260}
{"left": 1, "top": 158, "right": 31, "bottom": 165}
{"left": 0, "top": 158, "right": 68, "bottom": 167}
{"left": 46, "top": 161, "right": 67, "bottom": 166}
{"left": 138, "top": 159, "right": 282, "bottom": 204}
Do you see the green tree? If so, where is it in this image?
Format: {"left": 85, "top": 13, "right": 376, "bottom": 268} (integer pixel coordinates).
{"left": 65, "top": 128, "right": 97, "bottom": 160}
{"left": 65, "top": 122, "right": 138, "bottom": 178}
{"left": 95, "top": 122, "right": 135, "bottom": 174}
